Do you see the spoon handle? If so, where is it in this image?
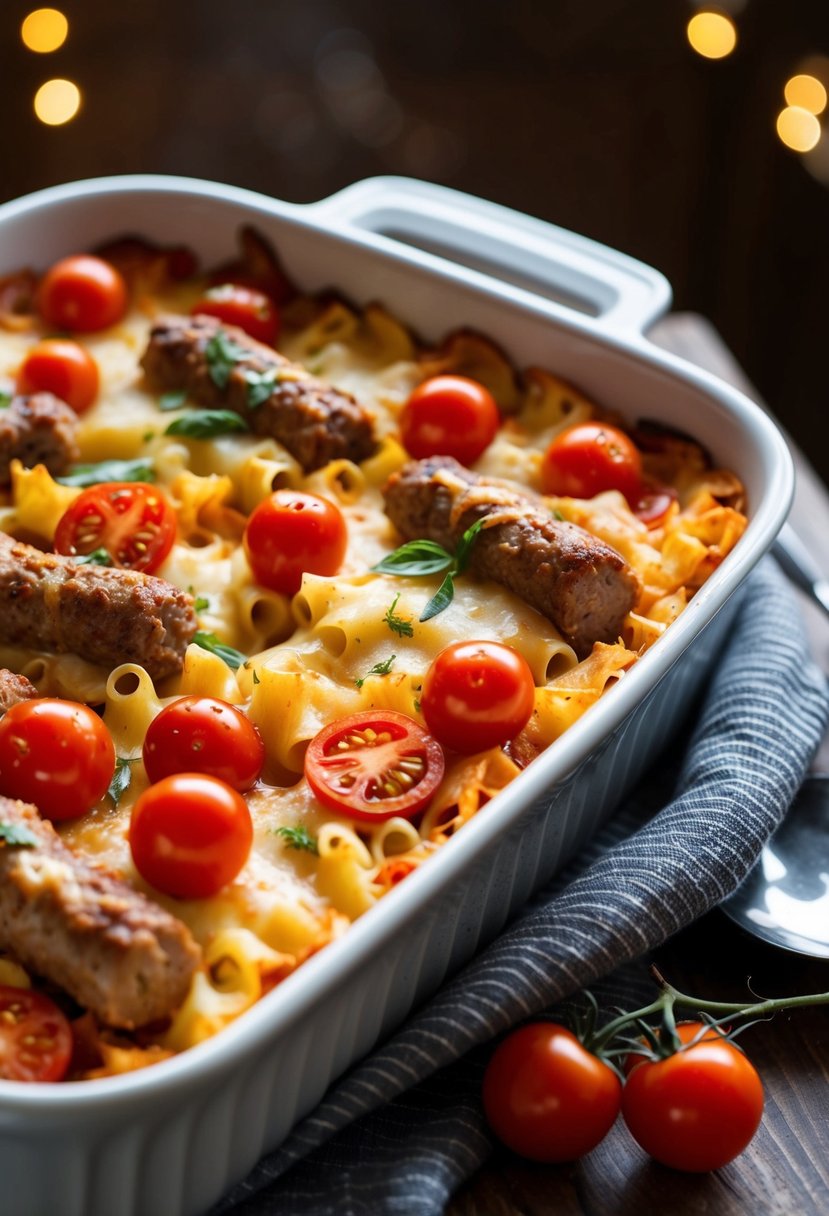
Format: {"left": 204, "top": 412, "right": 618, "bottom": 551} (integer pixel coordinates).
{"left": 773, "top": 523, "right": 829, "bottom": 619}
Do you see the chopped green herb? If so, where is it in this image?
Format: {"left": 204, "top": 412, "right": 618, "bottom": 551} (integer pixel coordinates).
{"left": 74, "top": 547, "right": 113, "bottom": 567}
{"left": 384, "top": 594, "right": 414, "bottom": 638}
{"left": 0, "top": 821, "right": 39, "bottom": 847}
{"left": 372, "top": 517, "right": 487, "bottom": 622}
{"left": 193, "top": 595, "right": 210, "bottom": 613}
{"left": 107, "top": 756, "right": 138, "bottom": 807}
{"left": 272, "top": 825, "right": 319, "bottom": 855}
{"left": 205, "top": 330, "right": 250, "bottom": 390}
{"left": 0, "top": 391, "right": 12, "bottom": 409}
{"left": 413, "top": 699, "right": 421, "bottom": 714}
{"left": 158, "top": 390, "right": 188, "bottom": 412}
{"left": 243, "top": 367, "right": 279, "bottom": 409}
{"left": 252, "top": 669, "right": 261, "bottom": 685}
{"left": 142, "top": 431, "right": 156, "bottom": 443}
{"left": 355, "top": 654, "right": 396, "bottom": 688}
{"left": 551, "top": 508, "right": 565, "bottom": 522}
{"left": 57, "top": 458, "right": 156, "bottom": 487}
{"left": 165, "top": 410, "right": 249, "bottom": 439}
{"left": 193, "top": 630, "right": 246, "bottom": 670}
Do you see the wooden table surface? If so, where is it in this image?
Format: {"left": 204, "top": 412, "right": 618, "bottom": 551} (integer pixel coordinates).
{"left": 447, "top": 314, "right": 829, "bottom": 1216}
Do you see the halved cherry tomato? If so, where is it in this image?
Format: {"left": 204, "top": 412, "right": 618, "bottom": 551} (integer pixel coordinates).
{"left": 129, "top": 773, "right": 253, "bottom": 899}
{"left": 244, "top": 490, "right": 347, "bottom": 596}
{"left": 482, "top": 1023, "right": 622, "bottom": 1162}
{"left": 37, "top": 255, "right": 128, "bottom": 333}
{"left": 17, "top": 338, "right": 99, "bottom": 413}
{"left": 192, "top": 283, "right": 280, "bottom": 347}
{"left": 400, "top": 375, "right": 500, "bottom": 466}
{"left": 143, "top": 696, "right": 265, "bottom": 791}
{"left": 632, "top": 482, "right": 678, "bottom": 527}
{"left": 0, "top": 698, "right": 115, "bottom": 821}
{"left": 420, "top": 640, "right": 535, "bottom": 754}
{"left": 540, "top": 422, "right": 643, "bottom": 503}
{"left": 54, "top": 482, "right": 176, "bottom": 573}
{"left": 304, "top": 710, "right": 445, "bottom": 822}
{"left": 0, "top": 985, "right": 72, "bottom": 1082}
{"left": 621, "top": 1022, "right": 764, "bottom": 1171}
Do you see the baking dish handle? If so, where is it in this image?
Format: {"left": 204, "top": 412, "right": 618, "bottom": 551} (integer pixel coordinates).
{"left": 308, "top": 177, "right": 672, "bottom": 338}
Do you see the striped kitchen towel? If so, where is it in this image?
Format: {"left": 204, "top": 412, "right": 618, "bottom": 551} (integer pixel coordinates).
{"left": 217, "top": 557, "right": 829, "bottom": 1216}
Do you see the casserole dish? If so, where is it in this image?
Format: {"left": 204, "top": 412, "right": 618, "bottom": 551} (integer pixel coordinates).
{"left": 0, "top": 174, "right": 792, "bottom": 1216}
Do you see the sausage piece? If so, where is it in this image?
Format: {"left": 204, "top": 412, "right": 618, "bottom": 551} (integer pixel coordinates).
{"left": 0, "top": 668, "right": 37, "bottom": 715}
{"left": 0, "top": 532, "right": 197, "bottom": 681}
{"left": 0, "top": 796, "right": 201, "bottom": 1028}
{"left": 0, "top": 393, "right": 79, "bottom": 486}
{"left": 140, "top": 314, "right": 376, "bottom": 472}
{"left": 382, "top": 457, "right": 640, "bottom": 656}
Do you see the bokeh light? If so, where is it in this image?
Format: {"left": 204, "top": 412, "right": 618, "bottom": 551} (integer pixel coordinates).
{"left": 776, "top": 106, "right": 821, "bottom": 153}
{"left": 21, "top": 8, "right": 68, "bottom": 53}
{"left": 686, "top": 11, "right": 737, "bottom": 60}
{"left": 33, "top": 78, "right": 81, "bottom": 125}
{"left": 784, "top": 74, "right": 827, "bottom": 116}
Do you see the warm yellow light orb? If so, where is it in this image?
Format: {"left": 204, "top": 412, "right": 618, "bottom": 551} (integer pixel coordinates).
{"left": 776, "top": 106, "right": 821, "bottom": 153}
{"left": 687, "top": 11, "right": 737, "bottom": 60}
{"left": 784, "top": 74, "right": 827, "bottom": 116}
{"left": 33, "top": 78, "right": 81, "bottom": 126}
{"left": 21, "top": 8, "right": 68, "bottom": 53}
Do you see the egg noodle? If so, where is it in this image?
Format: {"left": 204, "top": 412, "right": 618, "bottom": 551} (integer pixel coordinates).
{"left": 0, "top": 241, "right": 747, "bottom": 1077}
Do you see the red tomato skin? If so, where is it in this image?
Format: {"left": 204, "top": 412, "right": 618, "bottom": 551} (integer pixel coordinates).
{"left": 37, "top": 255, "right": 128, "bottom": 333}
{"left": 192, "top": 283, "right": 280, "bottom": 346}
{"left": 540, "top": 422, "right": 643, "bottom": 503}
{"left": 129, "top": 773, "right": 253, "bottom": 900}
{"left": 0, "top": 984, "right": 72, "bottom": 1083}
{"left": 244, "top": 490, "right": 347, "bottom": 596}
{"left": 304, "top": 710, "right": 445, "bottom": 822}
{"left": 420, "top": 640, "right": 535, "bottom": 754}
{"left": 17, "top": 338, "right": 99, "bottom": 413}
{"left": 143, "top": 696, "right": 264, "bottom": 791}
{"left": 53, "top": 482, "right": 176, "bottom": 574}
{"left": 482, "top": 1023, "right": 622, "bottom": 1162}
{"left": 0, "top": 698, "right": 115, "bottom": 821}
{"left": 621, "top": 1029, "right": 764, "bottom": 1172}
{"left": 400, "top": 375, "right": 500, "bottom": 466}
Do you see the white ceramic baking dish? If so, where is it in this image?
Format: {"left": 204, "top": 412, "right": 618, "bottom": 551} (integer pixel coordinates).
{"left": 0, "top": 175, "right": 793, "bottom": 1216}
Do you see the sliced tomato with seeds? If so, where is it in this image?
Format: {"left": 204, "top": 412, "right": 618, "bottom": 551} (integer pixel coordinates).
{"left": 0, "top": 985, "right": 72, "bottom": 1083}
{"left": 304, "top": 710, "right": 445, "bottom": 822}
{"left": 633, "top": 482, "right": 678, "bottom": 527}
{"left": 54, "top": 482, "right": 176, "bottom": 573}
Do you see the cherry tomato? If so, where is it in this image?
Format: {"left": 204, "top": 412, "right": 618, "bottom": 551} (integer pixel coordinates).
{"left": 304, "top": 710, "right": 445, "bottom": 822}
{"left": 482, "top": 1023, "right": 622, "bottom": 1162}
{"left": 400, "top": 375, "right": 500, "bottom": 466}
{"left": 621, "top": 1022, "right": 764, "bottom": 1171}
{"left": 540, "top": 422, "right": 643, "bottom": 503}
{"left": 17, "top": 338, "right": 99, "bottom": 413}
{"left": 129, "top": 773, "right": 253, "bottom": 899}
{"left": 0, "top": 698, "right": 115, "bottom": 821}
{"left": 54, "top": 482, "right": 176, "bottom": 574}
{"left": 420, "top": 640, "right": 535, "bottom": 754}
{"left": 632, "top": 482, "right": 678, "bottom": 527}
{"left": 37, "top": 255, "right": 128, "bottom": 333}
{"left": 0, "top": 985, "right": 72, "bottom": 1083}
{"left": 244, "top": 490, "right": 347, "bottom": 596}
{"left": 191, "top": 283, "right": 280, "bottom": 347}
{"left": 624, "top": 1021, "right": 726, "bottom": 1076}
{"left": 143, "top": 696, "right": 264, "bottom": 791}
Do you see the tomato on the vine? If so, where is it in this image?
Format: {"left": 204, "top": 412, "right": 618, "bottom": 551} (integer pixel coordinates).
{"left": 17, "top": 339, "right": 99, "bottom": 413}
{"left": 143, "top": 696, "right": 264, "bottom": 791}
{"left": 243, "top": 490, "right": 347, "bottom": 596}
{"left": 191, "top": 283, "right": 279, "bottom": 347}
{"left": 0, "top": 985, "right": 72, "bottom": 1083}
{"left": 622, "top": 1022, "right": 764, "bottom": 1171}
{"left": 129, "top": 773, "right": 253, "bottom": 899}
{"left": 420, "top": 640, "right": 535, "bottom": 754}
{"left": 37, "top": 255, "right": 128, "bottom": 333}
{"left": 540, "top": 422, "right": 643, "bottom": 503}
{"left": 400, "top": 375, "right": 500, "bottom": 466}
{"left": 304, "top": 710, "right": 445, "bottom": 822}
{"left": 482, "top": 1022, "right": 622, "bottom": 1162}
{"left": 54, "top": 482, "right": 176, "bottom": 574}
{"left": 0, "top": 698, "right": 115, "bottom": 821}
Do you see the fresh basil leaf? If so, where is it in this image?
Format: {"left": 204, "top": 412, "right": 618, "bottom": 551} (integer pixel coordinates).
{"left": 0, "top": 821, "right": 39, "bottom": 847}
{"left": 205, "top": 330, "right": 249, "bottom": 390}
{"left": 372, "top": 538, "right": 453, "bottom": 577}
{"left": 165, "top": 410, "right": 249, "bottom": 439}
{"left": 74, "top": 547, "right": 113, "bottom": 567}
{"left": 107, "top": 756, "right": 137, "bottom": 807}
{"left": 419, "top": 571, "right": 455, "bottom": 621}
{"left": 243, "top": 368, "right": 279, "bottom": 409}
{"left": 193, "top": 630, "right": 246, "bottom": 670}
{"left": 454, "top": 516, "right": 486, "bottom": 574}
{"left": 0, "top": 391, "right": 12, "bottom": 409}
{"left": 159, "top": 390, "right": 187, "bottom": 412}
{"left": 193, "top": 595, "right": 210, "bottom": 613}
{"left": 272, "top": 825, "right": 319, "bottom": 855}
{"left": 57, "top": 458, "right": 156, "bottom": 487}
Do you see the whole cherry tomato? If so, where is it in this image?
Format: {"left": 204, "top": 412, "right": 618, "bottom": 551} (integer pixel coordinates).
{"left": 54, "top": 482, "right": 177, "bottom": 574}
{"left": 37, "top": 255, "right": 128, "bottom": 333}
{"left": 17, "top": 338, "right": 99, "bottom": 413}
{"left": 243, "top": 490, "right": 347, "bottom": 596}
{"left": 420, "top": 640, "right": 535, "bottom": 754}
{"left": 482, "top": 1022, "right": 622, "bottom": 1162}
{"left": 0, "top": 698, "right": 115, "bottom": 821}
{"left": 400, "top": 375, "right": 500, "bottom": 466}
{"left": 143, "top": 696, "right": 264, "bottom": 791}
{"left": 0, "top": 985, "right": 72, "bottom": 1083}
{"left": 304, "top": 710, "right": 445, "bottom": 822}
{"left": 622, "top": 1022, "right": 764, "bottom": 1171}
{"left": 540, "top": 422, "right": 643, "bottom": 503}
{"left": 191, "top": 283, "right": 279, "bottom": 347}
{"left": 129, "top": 773, "right": 253, "bottom": 899}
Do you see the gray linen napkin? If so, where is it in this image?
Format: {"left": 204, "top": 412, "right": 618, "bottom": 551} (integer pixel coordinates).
{"left": 216, "top": 558, "right": 829, "bottom": 1216}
